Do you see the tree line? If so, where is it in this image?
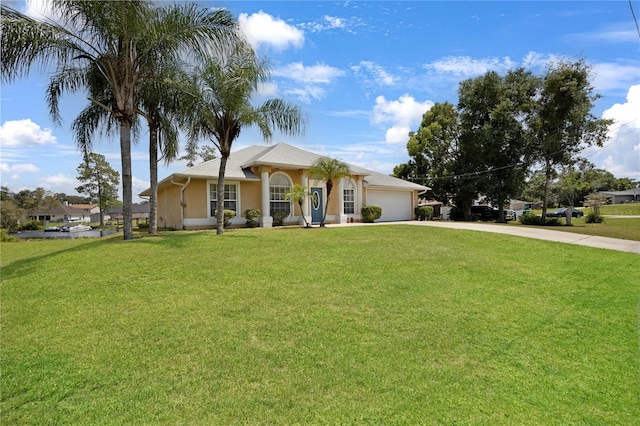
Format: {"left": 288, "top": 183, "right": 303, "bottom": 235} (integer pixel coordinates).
{"left": 392, "top": 60, "right": 627, "bottom": 223}
{"left": 1, "top": 0, "right": 304, "bottom": 239}
{"left": 1, "top": 153, "right": 122, "bottom": 231}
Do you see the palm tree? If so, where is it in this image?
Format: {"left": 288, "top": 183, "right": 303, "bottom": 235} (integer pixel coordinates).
{"left": 284, "top": 184, "right": 313, "bottom": 228}
{"left": 309, "top": 157, "right": 351, "bottom": 227}
{"left": 137, "top": 65, "right": 184, "bottom": 235}
{"left": 182, "top": 46, "right": 305, "bottom": 235}
{"left": 1, "top": 0, "right": 237, "bottom": 240}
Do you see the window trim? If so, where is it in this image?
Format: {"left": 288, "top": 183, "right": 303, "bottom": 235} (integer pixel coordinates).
{"left": 343, "top": 178, "right": 356, "bottom": 215}
{"left": 207, "top": 181, "right": 240, "bottom": 218}
{"left": 269, "top": 172, "right": 292, "bottom": 215}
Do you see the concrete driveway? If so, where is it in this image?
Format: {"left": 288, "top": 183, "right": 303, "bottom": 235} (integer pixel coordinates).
{"left": 329, "top": 220, "right": 640, "bottom": 254}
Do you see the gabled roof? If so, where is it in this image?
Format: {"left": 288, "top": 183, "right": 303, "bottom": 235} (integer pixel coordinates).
{"left": 143, "top": 143, "right": 428, "bottom": 195}
{"left": 28, "top": 204, "right": 88, "bottom": 216}
{"left": 598, "top": 189, "right": 638, "bottom": 196}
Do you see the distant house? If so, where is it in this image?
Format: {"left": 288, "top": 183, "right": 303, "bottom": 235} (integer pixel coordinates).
{"left": 509, "top": 199, "right": 541, "bottom": 211}
{"left": 597, "top": 189, "right": 639, "bottom": 204}
{"left": 28, "top": 202, "right": 98, "bottom": 224}
{"left": 140, "top": 143, "right": 428, "bottom": 229}
{"left": 104, "top": 204, "right": 150, "bottom": 225}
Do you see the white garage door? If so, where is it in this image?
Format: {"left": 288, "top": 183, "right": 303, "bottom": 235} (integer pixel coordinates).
{"left": 366, "top": 190, "right": 412, "bottom": 222}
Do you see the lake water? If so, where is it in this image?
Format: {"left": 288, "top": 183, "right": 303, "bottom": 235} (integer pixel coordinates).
{"left": 11, "top": 229, "right": 121, "bottom": 239}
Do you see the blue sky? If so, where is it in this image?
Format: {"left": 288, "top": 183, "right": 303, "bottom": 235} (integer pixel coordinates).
{"left": 1, "top": 1, "right": 639, "bottom": 201}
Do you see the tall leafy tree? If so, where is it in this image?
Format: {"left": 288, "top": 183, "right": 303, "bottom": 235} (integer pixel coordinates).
{"left": 1, "top": 0, "right": 237, "bottom": 239}
{"left": 309, "top": 157, "right": 351, "bottom": 227}
{"left": 457, "top": 69, "right": 538, "bottom": 222}
{"left": 76, "top": 153, "right": 120, "bottom": 227}
{"left": 530, "top": 60, "right": 612, "bottom": 221}
{"left": 182, "top": 46, "right": 305, "bottom": 234}
{"left": 394, "top": 102, "right": 459, "bottom": 204}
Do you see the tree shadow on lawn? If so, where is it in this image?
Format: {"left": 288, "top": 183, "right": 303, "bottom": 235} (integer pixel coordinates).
{"left": 0, "top": 231, "right": 229, "bottom": 280}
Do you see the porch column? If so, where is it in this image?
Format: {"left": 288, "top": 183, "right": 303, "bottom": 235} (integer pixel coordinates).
{"left": 338, "top": 179, "right": 348, "bottom": 224}
{"left": 357, "top": 178, "right": 364, "bottom": 219}
{"left": 301, "top": 173, "right": 311, "bottom": 226}
{"left": 261, "top": 170, "right": 272, "bottom": 228}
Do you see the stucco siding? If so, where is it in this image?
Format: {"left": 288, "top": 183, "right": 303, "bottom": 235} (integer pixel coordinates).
{"left": 184, "top": 180, "right": 208, "bottom": 220}
{"left": 158, "top": 185, "right": 183, "bottom": 229}
{"left": 241, "top": 181, "right": 262, "bottom": 214}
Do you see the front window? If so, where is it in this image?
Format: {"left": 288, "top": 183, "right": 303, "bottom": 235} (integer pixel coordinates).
{"left": 343, "top": 180, "right": 355, "bottom": 214}
{"left": 269, "top": 174, "right": 291, "bottom": 214}
{"left": 210, "top": 183, "right": 237, "bottom": 216}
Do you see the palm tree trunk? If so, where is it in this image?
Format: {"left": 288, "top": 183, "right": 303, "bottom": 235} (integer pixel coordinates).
{"left": 298, "top": 199, "right": 311, "bottom": 227}
{"left": 120, "top": 120, "right": 134, "bottom": 240}
{"left": 216, "top": 153, "right": 229, "bottom": 235}
{"left": 98, "top": 185, "right": 104, "bottom": 228}
{"left": 321, "top": 180, "right": 333, "bottom": 227}
{"left": 149, "top": 125, "right": 158, "bottom": 235}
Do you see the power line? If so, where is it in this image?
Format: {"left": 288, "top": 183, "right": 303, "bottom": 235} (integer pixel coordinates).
{"left": 630, "top": 0, "right": 640, "bottom": 39}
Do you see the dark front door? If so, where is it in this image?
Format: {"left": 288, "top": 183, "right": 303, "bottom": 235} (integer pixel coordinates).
{"left": 311, "top": 187, "right": 323, "bottom": 224}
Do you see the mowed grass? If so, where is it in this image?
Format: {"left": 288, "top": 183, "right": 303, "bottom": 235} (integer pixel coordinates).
{"left": 1, "top": 226, "right": 639, "bottom": 424}
{"left": 514, "top": 216, "right": 640, "bottom": 241}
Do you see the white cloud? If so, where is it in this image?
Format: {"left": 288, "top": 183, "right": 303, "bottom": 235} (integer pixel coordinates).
{"left": 587, "top": 84, "right": 640, "bottom": 178}
{"left": 284, "top": 87, "right": 326, "bottom": 104}
{"left": 238, "top": 11, "right": 304, "bottom": 50}
{"left": 11, "top": 163, "right": 39, "bottom": 173}
{"left": 568, "top": 23, "right": 639, "bottom": 44}
{"left": 521, "top": 51, "right": 563, "bottom": 70}
{"left": 385, "top": 126, "right": 412, "bottom": 145}
{"left": 591, "top": 62, "right": 640, "bottom": 93}
{"left": 299, "top": 14, "right": 364, "bottom": 34}
{"left": 274, "top": 63, "right": 344, "bottom": 103}
{"left": 132, "top": 175, "right": 149, "bottom": 199}
{"left": 324, "top": 16, "right": 345, "bottom": 29}
{"left": 257, "top": 81, "right": 278, "bottom": 97}
{"left": 351, "top": 61, "right": 397, "bottom": 86}
{"left": 0, "top": 119, "right": 57, "bottom": 146}
{"left": 275, "top": 62, "right": 345, "bottom": 84}
{"left": 23, "top": 0, "right": 54, "bottom": 19}
{"left": 372, "top": 94, "right": 433, "bottom": 144}
{"left": 39, "top": 173, "right": 78, "bottom": 191}
{"left": 425, "top": 56, "right": 517, "bottom": 77}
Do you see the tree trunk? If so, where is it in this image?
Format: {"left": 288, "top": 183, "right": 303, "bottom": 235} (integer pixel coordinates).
{"left": 541, "top": 160, "right": 552, "bottom": 224}
{"left": 321, "top": 180, "right": 333, "bottom": 227}
{"left": 149, "top": 125, "right": 158, "bottom": 235}
{"left": 216, "top": 153, "right": 229, "bottom": 235}
{"left": 566, "top": 205, "right": 573, "bottom": 226}
{"left": 299, "top": 199, "right": 311, "bottom": 227}
{"left": 98, "top": 186, "right": 104, "bottom": 228}
{"left": 497, "top": 204, "right": 505, "bottom": 223}
{"left": 120, "top": 120, "right": 134, "bottom": 240}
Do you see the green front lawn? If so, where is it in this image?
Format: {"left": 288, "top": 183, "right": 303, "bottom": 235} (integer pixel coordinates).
{"left": 2, "top": 226, "right": 639, "bottom": 424}
{"left": 513, "top": 216, "right": 640, "bottom": 241}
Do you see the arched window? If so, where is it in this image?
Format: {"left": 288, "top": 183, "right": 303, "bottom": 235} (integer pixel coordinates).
{"left": 269, "top": 174, "right": 291, "bottom": 214}
{"left": 343, "top": 179, "right": 355, "bottom": 214}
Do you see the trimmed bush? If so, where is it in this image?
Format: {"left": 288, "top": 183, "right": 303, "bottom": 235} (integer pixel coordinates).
{"left": 519, "top": 212, "right": 543, "bottom": 225}
{"left": 415, "top": 206, "right": 433, "bottom": 221}
{"left": 244, "top": 209, "right": 261, "bottom": 228}
{"left": 585, "top": 212, "right": 605, "bottom": 223}
{"left": 519, "top": 213, "right": 562, "bottom": 226}
{"left": 214, "top": 210, "right": 236, "bottom": 228}
{"left": 362, "top": 205, "right": 382, "bottom": 223}
{"left": 271, "top": 210, "right": 289, "bottom": 226}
